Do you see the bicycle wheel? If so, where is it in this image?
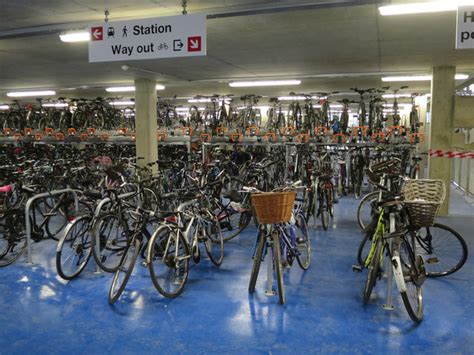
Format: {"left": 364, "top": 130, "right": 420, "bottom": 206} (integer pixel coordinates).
{"left": 394, "top": 239, "right": 423, "bottom": 323}
{"left": 273, "top": 230, "right": 285, "bottom": 305}
{"left": 363, "top": 239, "right": 382, "bottom": 304}
{"left": 357, "top": 231, "right": 373, "bottom": 267}
{"left": 108, "top": 238, "right": 140, "bottom": 304}
{"left": 0, "top": 228, "right": 27, "bottom": 267}
{"left": 47, "top": 199, "right": 91, "bottom": 240}
{"left": 215, "top": 200, "right": 251, "bottom": 242}
{"left": 295, "top": 213, "right": 311, "bottom": 270}
{"left": 414, "top": 223, "right": 468, "bottom": 277}
{"left": 305, "top": 188, "right": 317, "bottom": 228}
{"left": 148, "top": 225, "right": 190, "bottom": 298}
{"left": 0, "top": 224, "right": 8, "bottom": 258}
{"left": 56, "top": 216, "right": 92, "bottom": 280}
{"left": 319, "top": 191, "right": 329, "bottom": 231}
{"left": 140, "top": 188, "right": 159, "bottom": 213}
{"left": 357, "top": 191, "right": 379, "bottom": 230}
{"left": 248, "top": 229, "right": 265, "bottom": 293}
{"left": 204, "top": 217, "right": 224, "bottom": 266}
{"left": 326, "top": 187, "right": 334, "bottom": 218}
{"left": 91, "top": 213, "right": 129, "bottom": 273}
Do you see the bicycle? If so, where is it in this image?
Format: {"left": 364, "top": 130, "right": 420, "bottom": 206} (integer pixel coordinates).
{"left": 146, "top": 188, "right": 224, "bottom": 298}
{"left": 358, "top": 200, "right": 426, "bottom": 323}
{"left": 247, "top": 181, "right": 310, "bottom": 304}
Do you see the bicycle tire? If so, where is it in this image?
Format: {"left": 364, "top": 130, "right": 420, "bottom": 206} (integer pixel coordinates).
{"left": 204, "top": 216, "right": 224, "bottom": 266}
{"left": 326, "top": 187, "right": 334, "bottom": 218}
{"left": 394, "top": 240, "right": 423, "bottom": 323}
{"left": 415, "top": 223, "right": 468, "bottom": 277}
{"left": 108, "top": 238, "right": 140, "bottom": 304}
{"left": 91, "top": 213, "right": 129, "bottom": 273}
{"left": 0, "top": 224, "right": 9, "bottom": 258}
{"left": 295, "top": 213, "right": 311, "bottom": 270}
{"left": 141, "top": 187, "right": 159, "bottom": 213}
{"left": 320, "top": 191, "right": 329, "bottom": 231}
{"left": 357, "top": 191, "right": 379, "bottom": 230}
{"left": 47, "top": 200, "right": 91, "bottom": 241}
{"left": 56, "top": 216, "right": 93, "bottom": 280}
{"left": 148, "top": 225, "right": 190, "bottom": 298}
{"left": 357, "top": 231, "right": 372, "bottom": 267}
{"left": 215, "top": 198, "right": 251, "bottom": 242}
{"left": 363, "top": 239, "right": 382, "bottom": 304}
{"left": 248, "top": 229, "right": 265, "bottom": 293}
{"left": 273, "top": 230, "right": 286, "bottom": 305}
{"left": 0, "top": 226, "right": 27, "bottom": 267}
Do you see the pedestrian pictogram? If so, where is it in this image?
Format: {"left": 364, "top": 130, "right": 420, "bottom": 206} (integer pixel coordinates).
{"left": 122, "top": 26, "right": 128, "bottom": 37}
{"left": 91, "top": 26, "right": 103, "bottom": 41}
{"left": 187, "top": 36, "right": 201, "bottom": 52}
{"left": 173, "top": 39, "right": 184, "bottom": 51}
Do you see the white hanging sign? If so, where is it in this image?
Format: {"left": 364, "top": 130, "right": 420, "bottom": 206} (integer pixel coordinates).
{"left": 456, "top": 6, "right": 474, "bottom": 49}
{"left": 89, "top": 14, "right": 206, "bottom": 62}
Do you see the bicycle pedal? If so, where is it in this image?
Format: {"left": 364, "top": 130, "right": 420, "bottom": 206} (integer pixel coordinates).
{"left": 352, "top": 264, "right": 363, "bottom": 272}
{"left": 140, "top": 261, "right": 148, "bottom": 268}
{"left": 426, "top": 257, "right": 439, "bottom": 264}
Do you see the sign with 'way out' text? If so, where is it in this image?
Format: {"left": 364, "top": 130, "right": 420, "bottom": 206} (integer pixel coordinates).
{"left": 456, "top": 6, "right": 474, "bottom": 49}
{"left": 88, "top": 14, "right": 206, "bottom": 62}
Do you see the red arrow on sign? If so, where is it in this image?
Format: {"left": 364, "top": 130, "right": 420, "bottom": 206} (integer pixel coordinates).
{"left": 187, "top": 36, "right": 201, "bottom": 52}
{"left": 91, "top": 26, "right": 103, "bottom": 41}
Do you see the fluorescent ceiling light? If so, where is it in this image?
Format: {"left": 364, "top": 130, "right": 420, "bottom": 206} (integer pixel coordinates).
{"left": 188, "top": 98, "right": 212, "bottom": 103}
{"left": 106, "top": 86, "right": 135, "bottom": 93}
{"left": 455, "top": 74, "right": 469, "bottom": 80}
{"left": 330, "top": 104, "right": 343, "bottom": 108}
{"left": 106, "top": 84, "right": 165, "bottom": 92}
{"left": 382, "top": 74, "right": 468, "bottom": 82}
{"left": 278, "top": 96, "right": 318, "bottom": 101}
{"left": 382, "top": 94, "right": 412, "bottom": 98}
{"left": 7, "top": 90, "right": 56, "bottom": 98}
{"left": 378, "top": 1, "right": 474, "bottom": 16}
{"left": 110, "top": 101, "right": 135, "bottom": 106}
{"left": 229, "top": 80, "right": 301, "bottom": 87}
{"left": 42, "top": 103, "right": 69, "bottom": 108}
{"left": 60, "top": 31, "right": 90, "bottom": 42}
{"left": 0, "top": 105, "right": 9, "bottom": 110}
{"left": 176, "top": 107, "right": 190, "bottom": 112}
{"left": 382, "top": 75, "right": 431, "bottom": 82}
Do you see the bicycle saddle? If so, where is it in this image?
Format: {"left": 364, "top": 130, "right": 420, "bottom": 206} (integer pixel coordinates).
{"left": 0, "top": 184, "right": 12, "bottom": 193}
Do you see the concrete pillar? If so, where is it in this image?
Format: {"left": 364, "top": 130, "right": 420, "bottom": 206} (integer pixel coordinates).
{"left": 135, "top": 78, "right": 158, "bottom": 171}
{"left": 415, "top": 94, "right": 429, "bottom": 178}
{"left": 428, "top": 66, "right": 455, "bottom": 215}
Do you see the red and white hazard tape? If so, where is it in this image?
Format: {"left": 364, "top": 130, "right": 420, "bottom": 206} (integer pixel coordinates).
{"left": 429, "top": 149, "right": 474, "bottom": 159}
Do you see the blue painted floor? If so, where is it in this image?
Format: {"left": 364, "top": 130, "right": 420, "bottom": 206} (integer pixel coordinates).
{"left": 0, "top": 187, "right": 473, "bottom": 354}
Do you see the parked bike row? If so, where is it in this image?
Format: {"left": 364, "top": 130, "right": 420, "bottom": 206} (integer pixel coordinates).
{"left": 0, "top": 86, "right": 423, "bottom": 138}
{"left": 0, "top": 139, "right": 466, "bottom": 322}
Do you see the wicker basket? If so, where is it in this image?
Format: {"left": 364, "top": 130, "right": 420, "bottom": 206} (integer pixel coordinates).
{"left": 251, "top": 191, "right": 296, "bottom": 224}
{"left": 402, "top": 179, "right": 446, "bottom": 227}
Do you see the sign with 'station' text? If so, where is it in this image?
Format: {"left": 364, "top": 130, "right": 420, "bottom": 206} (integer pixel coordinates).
{"left": 456, "top": 6, "right": 474, "bottom": 49}
{"left": 88, "top": 14, "right": 206, "bottom": 62}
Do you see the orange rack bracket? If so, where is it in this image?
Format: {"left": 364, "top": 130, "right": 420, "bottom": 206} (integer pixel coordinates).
{"left": 200, "top": 133, "right": 212, "bottom": 143}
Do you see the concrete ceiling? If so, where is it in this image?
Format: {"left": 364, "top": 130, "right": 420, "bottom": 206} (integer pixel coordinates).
{"left": 0, "top": 0, "right": 473, "bottom": 103}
